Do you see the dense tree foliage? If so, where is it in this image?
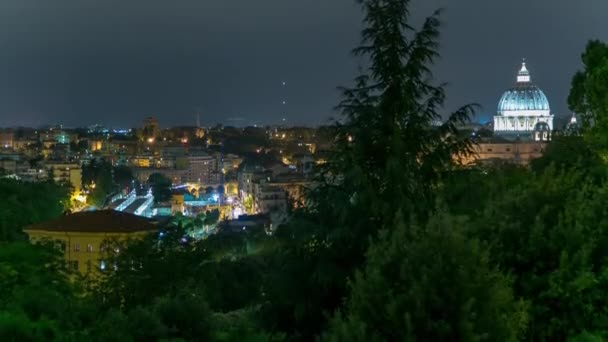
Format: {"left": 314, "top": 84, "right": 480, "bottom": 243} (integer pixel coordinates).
{"left": 439, "top": 135, "right": 608, "bottom": 340}
{"left": 83, "top": 159, "right": 115, "bottom": 206}
{"left": 0, "top": 242, "right": 88, "bottom": 340}
{"left": 0, "top": 179, "right": 69, "bottom": 242}
{"left": 112, "top": 165, "right": 134, "bottom": 190}
{"left": 148, "top": 172, "right": 172, "bottom": 202}
{"left": 96, "top": 220, "right": 267, "bottom": 312}
{"left": 569, "top": 40, "right": 608, "bottom": 147}
{"left": 529, "top": 135, "right": 604, "bottom": 178}
{"left": 325, "top": 212, "right": 528, "bottom": 341}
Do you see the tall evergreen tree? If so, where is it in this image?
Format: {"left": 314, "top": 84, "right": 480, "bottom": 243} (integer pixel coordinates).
{"left": 263, "top": 0, "right": 476, "bottom": 339}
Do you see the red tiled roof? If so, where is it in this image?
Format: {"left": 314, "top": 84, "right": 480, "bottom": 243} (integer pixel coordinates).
{"left": 24, "top": 210, "right": 158, "bottom": 233}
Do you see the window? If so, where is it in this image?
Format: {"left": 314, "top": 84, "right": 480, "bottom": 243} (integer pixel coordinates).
{"left": 74, "top": 243, "right": 80, "bottom": 252}
{"left": 487, "top": 149, "right": 493, "bottom": 152}
{"left": 506, "top": 148, "right": 511, "bottom": 152}
{"left": 87, "top": 244, "right": 94, "bottom": 252}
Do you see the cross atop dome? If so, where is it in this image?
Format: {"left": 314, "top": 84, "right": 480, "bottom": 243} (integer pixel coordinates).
{"left": 517, "top": 59, "right": 531, "bottom": 83}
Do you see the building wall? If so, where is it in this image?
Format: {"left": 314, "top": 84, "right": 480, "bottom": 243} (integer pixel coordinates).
{"left": 253, "top": 183, "right": 287, "bottom": 213}
{"left": 225, "top": 181, "right": 238, "bottom": 196}
{"left": 89, "top": 140, "right": 103, "bottom": 152}
{"left": 459, "top": 142, "right": 546, "bottom": 166}
{"left": 0, "top": 132, "right": 14, "bottom": 148}
{"left": 238, "top": 170, "right": 264, "bottom": 198}
{"left": 46, "top": 163, "right": 82, "bottom": 191}
{"left": 130, "top": 156, "right": 152, "bottom": 168}
{"left": 171, "top": 194, "right": 185, "bottom": 215}
{"left": 25, "top": 230, "right": 152, "bottom": 274}
{"left": 272, "top": 181, "right": 309, "bottom": 208}
{"left": 186, "top": 154, "right": 220, "bottom": 185}
{"left": 0, "top": 159, "right": 17, "bottom": 174}
{"left": 221, "top": 154, "right": 243, "bottom": 172}
{"left": 133, "top": 167, "right": 185, "bottom": 185}
{"left": 13, "top": 140, "right": 36, "bottom": 151}
{"left": 108, "top": 140, "right": 138, "bottom": 155}
{"left": 493, "top": 115, "right": 554, "bottom": 132}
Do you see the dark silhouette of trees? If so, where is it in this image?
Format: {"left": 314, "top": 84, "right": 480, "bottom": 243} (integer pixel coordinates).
{"left": 83, "top": 159, "right": 114, "bottom": 206}
{"left": 112, "top": 165, "right": 134, "bottom": 190}
{"left": 148, "top": 173, "right": 172, "bottom": 203}
{"left": 325, "top": 212, "right": 528, "bottom": 341}
{"left": 0, "top": 180, "right": 69, "bottom": 242}
{"left": 569, "top": 40, "right": 608, "bottom": 146}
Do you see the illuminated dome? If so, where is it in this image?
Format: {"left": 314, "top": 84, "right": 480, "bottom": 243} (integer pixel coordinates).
{"left": 493, "top": 61, "right": 554, "bottom": 135}
{"left": 497, "top": 62, "right": 550, "bottom": 117}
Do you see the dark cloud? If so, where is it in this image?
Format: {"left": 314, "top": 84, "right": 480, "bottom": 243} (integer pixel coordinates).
{"left": 0, "top": 0, "right": 606, "bottom": 127}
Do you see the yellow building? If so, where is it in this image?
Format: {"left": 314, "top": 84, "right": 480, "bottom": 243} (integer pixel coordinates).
{"left": 131, "top": 156, "right": 152, "bottom": 168}
{"left": 24, "top": 210, "right": 158, "bottom": 274}
{"left": 89, "top": 140, "right": 103, "bottom": 152}
{"left": 171, "top": 193, "right": 185, "bottom": 215}
{"left": 46, "top": 162, "right": 82, "bottom": 192}
{"left": 225, "top": 181, "right": 238, "bottom": 196}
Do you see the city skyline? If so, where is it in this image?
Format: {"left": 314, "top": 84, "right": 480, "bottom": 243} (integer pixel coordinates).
{"left": 3, "top": 2, "right": 608, "bottom": 340}
{"left": 0, "top": 0, "right": 606, "bottom": 127}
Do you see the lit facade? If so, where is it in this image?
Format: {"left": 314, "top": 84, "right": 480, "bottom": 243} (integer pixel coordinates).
{"left": 24, "top": 211, "right": 158, "bottom": 274}
{"left": 0, "top": 132, "right": 14, "bottom": 148}
{"left": 459, "top": 141, "right": 547, "bottom": 166}
{"left": 186, "top": 153, "right": 221, "bottom": 185}
{"left": 493, "top": 62, "right": 554, "bottom": 135}
{"left": 45, "top": 162, "right": 82, "bottom": 192}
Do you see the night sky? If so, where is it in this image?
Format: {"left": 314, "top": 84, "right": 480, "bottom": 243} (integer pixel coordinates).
{"left": 0, "top": 0, "right": 606, "bottom": 128}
